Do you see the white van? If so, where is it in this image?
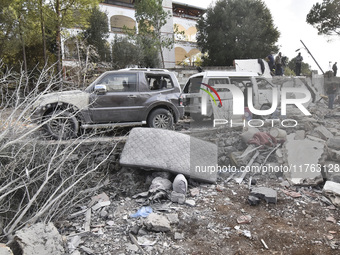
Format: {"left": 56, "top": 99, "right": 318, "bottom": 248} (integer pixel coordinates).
{"left": 182, "top": 71, "right": 278, "bottom": 121}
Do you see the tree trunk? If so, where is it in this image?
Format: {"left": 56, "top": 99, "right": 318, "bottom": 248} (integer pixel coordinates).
{"left": 39, "top": 0, "right": 47, "bottom": 66}
{"left": 56, "top": 0, "right": 62, "bottom": 82}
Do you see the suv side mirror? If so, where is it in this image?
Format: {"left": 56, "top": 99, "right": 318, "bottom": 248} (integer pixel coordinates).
{"left": 94, "top": 84, "right": 107, "bottom": 94}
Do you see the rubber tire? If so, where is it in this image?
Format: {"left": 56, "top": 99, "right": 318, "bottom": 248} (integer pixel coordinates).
{"left": 147, "top": 108, "right": 174, "bottom": 129}
{"left": 44, "top": 110, "right": 79, "bottom": 140}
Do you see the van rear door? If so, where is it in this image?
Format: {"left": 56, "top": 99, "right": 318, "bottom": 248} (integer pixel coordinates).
{"left": 182, "top": 75, "right": 203, "bottom": 114}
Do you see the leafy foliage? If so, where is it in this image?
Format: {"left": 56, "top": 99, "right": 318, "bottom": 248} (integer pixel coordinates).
{"left": 196, "top": 0, "right": 280, "bottom": 66}
{"left": 287, "top": 56, "right": 312, "bottom": 76}
{"left": 307, "top": 0, "right": 340, "bottom": 36}
{"left": 111, "top": 36, "right": 143, "bottom": 69}
{"left": 134, "top": 0, "right": 173, "bottom": 68}
{"left": 83, "top": 6, "right": 110, "bottom": 62}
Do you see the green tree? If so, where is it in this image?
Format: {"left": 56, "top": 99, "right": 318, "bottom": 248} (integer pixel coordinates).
{"left": 83, "top": 6, "right": 110, "bottom": 62}
{"left": 111, "top": 36, "right": 143, "bottom": 69}
{"left": 134, "top": 0, "right": 173, "bottom": 68}
{"left": 307, "top": 0, "right": 340, "bottom": 36}
{"left": 46, "top": 0, "right": 99, "bottom": 76}
{"left": 196, "top": 0, "right": 280, "bottom": 66}
{"left": 287, "top": 57, "right": 312, "bottom": 76}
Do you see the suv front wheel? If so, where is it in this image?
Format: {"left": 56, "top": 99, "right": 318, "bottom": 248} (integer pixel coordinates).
{"left": 147, "top": 108, "right": 174, "bottom": 129}
{"left": 44, "top": 110, "right": 79, "bottom": 140}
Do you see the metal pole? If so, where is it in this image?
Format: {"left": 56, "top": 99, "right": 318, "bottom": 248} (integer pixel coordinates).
{"left": 300, "top": 39, "right": 324, "bottom": 74}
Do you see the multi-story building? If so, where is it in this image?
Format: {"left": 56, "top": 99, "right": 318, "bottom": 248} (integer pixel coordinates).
{"left": 63, "top": 0, "right": 205, "bottom": 68}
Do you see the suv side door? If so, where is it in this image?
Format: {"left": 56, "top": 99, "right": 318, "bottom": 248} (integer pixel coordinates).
{"left": 88, "top": 72, "right": 145, "bottom": 123}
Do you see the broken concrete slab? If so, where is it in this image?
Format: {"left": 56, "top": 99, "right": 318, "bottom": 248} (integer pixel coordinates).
{"left": 144, "top": 213, "right": 171, "bottom": 232}
{"left": 322, "top": 162, "right": 340, "bottom": 182}
{"left": 166, "top": 213, "right": 179, "bottom": 224}
{"left": 248, "top": 195, "right": 260, "bottom": 206}
{"left": 327, "top": 137, "right": 340, "bottom": 150}
{"left": 250, "top": 187, "right": 277, "bottom": 204}
{"left": 294, "top": 130, "right": 306, "bottom": 140}
{"left": 283, "top": 139, "right": 325, "bottom": 185}
{"left": 14, "top": 222, "right": 65, "bottom": 255}
{"left": 314, "top": 125, "right": 334, "bottom": 140}
{"left": 327, "top": 148, "right": 340, "bottom": 162}
{"left": 323, "top": 181, "right": 340, "bottom": 206}
{"left": 120, "top": 128, "right": 218, "bottom": 183}
{"left": 170, "top": 191, "right": 185, "bottom": 204}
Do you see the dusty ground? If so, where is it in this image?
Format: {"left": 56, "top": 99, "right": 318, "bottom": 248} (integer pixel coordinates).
{"left": 2, "top": 101, "right": 340, "bottom": 255}
{"left": 57, "top": 104, "right": 340, "bottom": 255}
{"left": 58, "top": 165, "right": 340, "bottom": 255}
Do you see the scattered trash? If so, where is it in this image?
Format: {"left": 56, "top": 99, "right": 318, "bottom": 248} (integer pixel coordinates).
{"left": 130, "top": 206, "right": 153, "bottom": 218}
{"left": 237, "top": 215, "right": 252, "bottom": 224}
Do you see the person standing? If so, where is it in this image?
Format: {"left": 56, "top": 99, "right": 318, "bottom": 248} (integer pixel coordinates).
{"left": 267, "top": 51, "right": 275, "bottom": 75}
{"left": 327, "top": 83, "right": 337, "bottom": 109}
{"left": 275, "top": 52, "right": 282, "bottom": 76}
{"left": 295, "top": 52, "right": 303, "bottom": 76}
{"left": 332, "top": 62, "right": 337, "bottom": 76}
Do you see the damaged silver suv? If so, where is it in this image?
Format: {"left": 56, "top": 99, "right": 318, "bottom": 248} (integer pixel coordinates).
{"left": 32, "top": 69, "right": 184, "bottom": 139}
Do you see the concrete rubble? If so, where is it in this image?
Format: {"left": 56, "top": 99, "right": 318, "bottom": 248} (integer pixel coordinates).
{"left": 13, "top": 222, "right": 65, "bottom": 255}
{"left": 4, "top": 79, "right": 339, "bottom": 254}
{"left": 323, "top": 181, "right": 340, "bottom": 206}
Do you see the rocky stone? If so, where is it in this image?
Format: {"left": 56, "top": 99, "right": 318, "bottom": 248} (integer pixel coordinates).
{"left": 328, "top": 148, "right": 340, "bottom": 162}
{"left": 248, "top": 195, "right": 260, "bottom": 206}
{"left": 322, "top": 161, "right": 340, "bottom": 182}
{"left": 314, "top": 125, "right": 334, "bottom": 140}
{"left": 327, "top": 137, "right": 340, "bottom": 150}
{"left": 189, "top": 187, "right": 200, "bottom": 197}
{"left": 166, "top": 214, "right": 179, "bottom": 224}
{"left": 323, "top": 181, "right": 340, "bottom": 206}
{"left": 14, "top": 222, "right": 65, "bottom": 255}
{"left": 294, "top": 130, "right": 306, "bottom": 140}
{"left": 144, "top": 213, "right": 171, "bottom": 232}
{"left": 250, "top": 187, "right": 277, "bottom": 204}
{"left": 170, "top": 191, "right": 186, "bottom": 204}
{"left": 185, "top": 199, "right": 196, "bottom": 207}
{"left": 174, "top": 232, "right": 184, "bottom": 240}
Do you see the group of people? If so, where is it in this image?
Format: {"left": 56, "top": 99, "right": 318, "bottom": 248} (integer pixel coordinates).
{"left": 266, "top": 51, "right": 302, "bottom": 76}
{"left": 267, "top": 51, "right": 338, "bottom": 110}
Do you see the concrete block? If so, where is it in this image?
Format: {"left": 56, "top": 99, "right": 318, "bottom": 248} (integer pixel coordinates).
{"left": 323, "top": 181, "right": 340, "bottom": 206}
{"left": 327, "top": 137, "right": 340, "bottom": 150}
{"left": 284, "top": 139, "right": 324, "bottom": 185}
{"left": 170, "top": 191, "right": 185, "bottom": 204}
{"left": 314, "top": 125, "right": 334, "bottom": 140}
{"left": 144, "top": 213, "right": 171, "bottom": 232}
{"left": 14, "top": 222, "right": 65, "bottom": 255}
{"left": 250, "top": 187, "right": 277, "bottom": 204}
{"left": 294, "top": 130, "right": 305, "bottom": 140}
{"left": 328, "top": 148, "right": 340, "bottom": 162}
{"left": 248, "top": 195, "right": 260, "bottom": 206}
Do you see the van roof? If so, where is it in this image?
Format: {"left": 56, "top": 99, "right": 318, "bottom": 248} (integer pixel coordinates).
{"left": 190, "top": 71, "right": 260, "bottom": 78}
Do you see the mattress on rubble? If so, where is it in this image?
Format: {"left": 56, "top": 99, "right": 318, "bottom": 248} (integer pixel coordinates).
{"left": 120, "top": 128, "right": 218, "bottom": 183}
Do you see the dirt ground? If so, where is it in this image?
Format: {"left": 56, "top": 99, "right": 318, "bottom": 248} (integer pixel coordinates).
{"left": 57, "top": 107, "right": 340, "bottom": 255}
{"left": 58, "top": 164, "right": 340, "bottom": 255}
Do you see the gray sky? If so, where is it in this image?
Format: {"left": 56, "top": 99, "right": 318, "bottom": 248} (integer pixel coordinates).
{"left": 176, "top": 0, "right": 340, "bottom": 73}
